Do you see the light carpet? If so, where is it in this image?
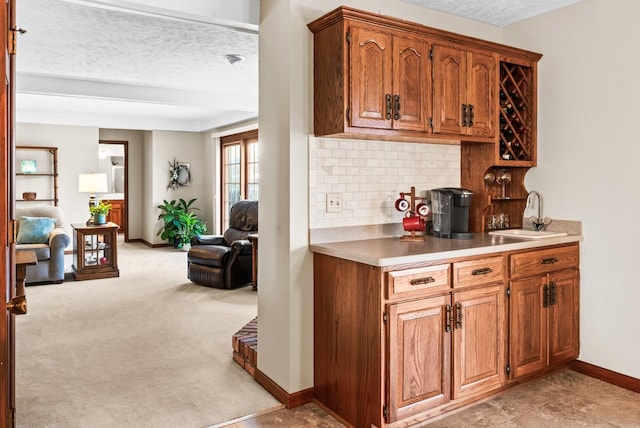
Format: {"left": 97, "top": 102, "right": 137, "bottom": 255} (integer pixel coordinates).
{"left": 15, "top": 239, "right": 279, "bottom": 428}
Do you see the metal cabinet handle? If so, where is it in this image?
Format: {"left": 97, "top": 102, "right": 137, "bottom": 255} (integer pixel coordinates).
{"left": 541, "top": 257, "right": 558, "bottom": 265}
{"left": 385, "top": 94, "right": 392, "bottom": 120}
{"left": 462, "top": 104, "right": 468, "bottom": 127}
{"left": 471, "top": 267, "right": 493, "bottom": 276}
{"left": 543, "top": 284, "right": 549, "bottom": 308}
{"left": 393, "top": 95, "right": 400, "bottom": 120}
{"left": 410, "top": 276, "right": 435, "bottom": 286}
{"left": 468, "top": 104, "right": 475, "bottom": 126}
{"left": 455, "top": 302, "right": 463, "bottom": 329}
{"left": 549, "top": 282, "right": 558, "bottom": 306}
{"left": 445, "top": 304, "right": 453, "bottom": 332}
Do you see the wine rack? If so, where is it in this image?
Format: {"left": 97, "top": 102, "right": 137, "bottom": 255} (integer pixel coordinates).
{"left": 499, "top": 62, "right": 533, "bottom": 163}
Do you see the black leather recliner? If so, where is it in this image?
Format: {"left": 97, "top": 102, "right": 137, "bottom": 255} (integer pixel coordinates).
{"left": 187, "top": 200, "right": 257, "bottom": 289}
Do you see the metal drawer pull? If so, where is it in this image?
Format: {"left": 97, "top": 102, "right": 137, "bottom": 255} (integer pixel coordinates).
{"left": 471, "top": 267, "right": 493, "bottom": 276}
{"left": 410, "top": 276, "right": 435, "bottom": 285}
{"left": 445, "top": 304, "right": 453, "bottom": 332}
{"left": 541, "top": 257, "right": 558, "bottom": 265}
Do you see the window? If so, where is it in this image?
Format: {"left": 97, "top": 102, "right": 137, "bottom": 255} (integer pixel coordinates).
{"left": 221, "top": 129, "right": 259, "bottom": 229}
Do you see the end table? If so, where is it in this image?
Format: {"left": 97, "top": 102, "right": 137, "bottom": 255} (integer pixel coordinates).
{"left": 72, "top": 222, "right": 120, "bottom": 280}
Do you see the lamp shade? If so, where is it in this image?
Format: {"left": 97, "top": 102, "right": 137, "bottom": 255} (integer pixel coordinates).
{"left": 78, "top": 173, "right": 108, "bottom": 193}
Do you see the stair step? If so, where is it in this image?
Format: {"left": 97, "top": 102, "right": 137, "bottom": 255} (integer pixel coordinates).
{"left": 231, "top": 316, "right": 258, "bottom": 377}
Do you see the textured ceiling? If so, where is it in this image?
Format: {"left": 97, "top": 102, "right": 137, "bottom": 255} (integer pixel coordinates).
{"left": 401, "top": 0, "right": 584, "bottom": 26}
{"left": 16, "top": 0, "right": 582, "bottom": 132}
{"left": 16, "top": 0, "right": 259, "bottom": 131}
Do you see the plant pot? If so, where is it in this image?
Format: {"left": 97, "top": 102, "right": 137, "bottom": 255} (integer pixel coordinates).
{"left": 180, "top": 243, "right": 191, "bottom": 252}
{"left": 93, "top": 213, "right": 107, "bottom": 225}
{"left": 22, "top": 192, "right": 36, "bottom": 200}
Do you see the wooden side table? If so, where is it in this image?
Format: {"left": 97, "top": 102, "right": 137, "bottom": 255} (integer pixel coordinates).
{"left": 72, "top": 222, "right": 119, "bottom": 280}
{"left": 248, "top": 233, "right": 258, "bottom": 291}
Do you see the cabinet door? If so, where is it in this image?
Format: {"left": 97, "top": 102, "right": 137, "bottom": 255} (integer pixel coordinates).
{"left": 548, "top": 269, "right": 579, "bottom": 365}
{"left": 452, "top": 284, "right": 506, "bottom": 399}
{"left": 465, "top": 50, "right": 495, "bottom": 137}
{"left": 386, "top": 295, "right": 451, "bottom": 422}
{"left": 349, "top": 24, "right": 393, "bottom": 129}
{"left": 509, "top": 276, "right": 547, "bottom": 378}
{"left": 104, "top": 200, "right": 123, "bottom": 231}
{"left": 392, "top": 34, "right": 430, "bottom": 131}
{"left": 432, "top": 44, "right": 466, "bottom": 135}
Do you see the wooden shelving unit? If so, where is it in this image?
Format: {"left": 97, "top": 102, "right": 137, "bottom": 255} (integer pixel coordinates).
{"left": 16, "top": 146, "right": 59, "bottom": 206}
{"left": 462, "top": 57, "right": 540, "bottom": 233}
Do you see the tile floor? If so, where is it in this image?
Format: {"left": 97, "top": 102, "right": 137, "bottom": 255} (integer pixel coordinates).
{"left": 217, "top": 370, "right": 640, "bottom": 428}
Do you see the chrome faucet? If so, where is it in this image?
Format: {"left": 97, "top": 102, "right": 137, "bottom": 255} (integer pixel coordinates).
{"left": 526, "top": 191, "right": 549, "bottom": 231}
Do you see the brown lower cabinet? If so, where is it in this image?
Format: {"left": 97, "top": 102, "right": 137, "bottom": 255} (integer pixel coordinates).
{"left": 508, "top": 244, "right": 580, "bottom": 379}
{"left": 313, "top": 243, "right": 579, "bottom": 428}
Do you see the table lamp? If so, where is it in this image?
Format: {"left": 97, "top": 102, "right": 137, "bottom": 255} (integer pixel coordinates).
{"left": 78, "top": 173, "right": 108, "bottom": 208}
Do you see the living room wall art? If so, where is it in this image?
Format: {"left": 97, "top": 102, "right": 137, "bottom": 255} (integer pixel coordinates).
{"left": 167, "top": 158, "right": 191, "bottom": 190}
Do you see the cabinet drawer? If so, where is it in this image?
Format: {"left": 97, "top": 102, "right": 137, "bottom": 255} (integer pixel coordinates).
{"left": 387, "top": 264, "right": 451, "bottom": 300}
{"left": 510, "top": 245, "right": 579, "bottom": 279}
{"left": 453, "top": 256, "right": 504, "bottom": 288}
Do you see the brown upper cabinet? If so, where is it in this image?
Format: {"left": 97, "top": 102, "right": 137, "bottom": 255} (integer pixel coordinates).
{"left": 308, "top": 6, "right": 541, "bottom": 147}
{"left": 432, "top": 44, "right": 495, "bottom": 138}
{"left": 350, "top": 25, "right": 431, "bottom": 132}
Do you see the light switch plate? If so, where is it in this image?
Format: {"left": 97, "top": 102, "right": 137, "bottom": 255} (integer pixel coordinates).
{"left": 326, "top": 193, "right": 343, "bottom": 213}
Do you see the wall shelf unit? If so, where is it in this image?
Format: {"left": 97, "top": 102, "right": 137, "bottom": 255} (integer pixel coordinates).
{"left": 16, "top": 146, "right": 59, "bottom": 206}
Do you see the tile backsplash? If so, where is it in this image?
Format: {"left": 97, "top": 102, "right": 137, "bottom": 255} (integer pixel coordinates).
{"left": 309, "top": 135, "right": 461, "bottom": 230}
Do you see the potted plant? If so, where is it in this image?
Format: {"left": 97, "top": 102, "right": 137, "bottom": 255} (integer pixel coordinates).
{"left": 89, "top": 202, "right": 112, "bottom": 225}
{"left": 157, "top": 198, "right": 207, "bottom": 249}
{"left": 174, "top": 211, "right": 207, "bottom": 250}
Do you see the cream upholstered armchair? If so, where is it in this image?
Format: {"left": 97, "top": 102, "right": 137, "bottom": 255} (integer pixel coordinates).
{"left": 15, "top": 206, "right": 71, "bottom": 284}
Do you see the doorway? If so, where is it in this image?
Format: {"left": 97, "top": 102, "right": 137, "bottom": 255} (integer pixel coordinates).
{"left": 98, "top": 140, "right": 128, "bottom": 239}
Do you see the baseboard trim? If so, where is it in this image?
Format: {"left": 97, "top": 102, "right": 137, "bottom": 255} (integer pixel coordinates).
{"left": 254, "top": 369, "right": 314, "bottom": 409}
{"left": 570, "top": 360, "right": 640, "bottom": 393}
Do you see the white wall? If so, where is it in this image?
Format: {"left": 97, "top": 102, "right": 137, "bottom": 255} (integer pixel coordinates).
{"left": 16, "top": 123, "right": 99, "bottom": 236}
{"left": 149, "top": 130, "right": 208, "bottom": 245}
{"left": 503, "top": 0, "right": 640, "bottom": 379}
{"left": 142, "top": 131, "right": 154, "bottom": 243}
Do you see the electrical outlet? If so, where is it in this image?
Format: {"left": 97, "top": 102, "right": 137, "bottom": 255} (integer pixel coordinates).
{"left": 326, "top": 193, "right": 343, "bottom": 213}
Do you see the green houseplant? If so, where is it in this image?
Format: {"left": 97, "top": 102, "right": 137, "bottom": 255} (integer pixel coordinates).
{"left": 89, "top": 202, "right": 112, "bottom": 225}
{"left": 157, "top": 198, "right": 207, "bottom": 249}
{"left": 174, "top": 211, "right": 207, "bottom": 250}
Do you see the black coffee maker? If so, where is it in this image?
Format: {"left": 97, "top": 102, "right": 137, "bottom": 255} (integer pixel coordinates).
{"left": 430, "top": 188, "right": 473, "bottom": 239}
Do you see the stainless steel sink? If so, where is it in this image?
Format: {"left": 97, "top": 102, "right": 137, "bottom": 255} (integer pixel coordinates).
{"left": 488, "top": 229, "right": 568, "bottom": 239}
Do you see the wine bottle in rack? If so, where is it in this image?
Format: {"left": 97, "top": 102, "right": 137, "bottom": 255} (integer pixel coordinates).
{"left": 503, "top": 128, "right": 514, "bottom": 141}
{"left": 500, "top": 141, "right": 508, "bottom": 157}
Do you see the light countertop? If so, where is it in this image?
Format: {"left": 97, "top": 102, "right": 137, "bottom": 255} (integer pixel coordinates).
{"left": 310, "top": 232, "right": 583, "bottom": 267}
